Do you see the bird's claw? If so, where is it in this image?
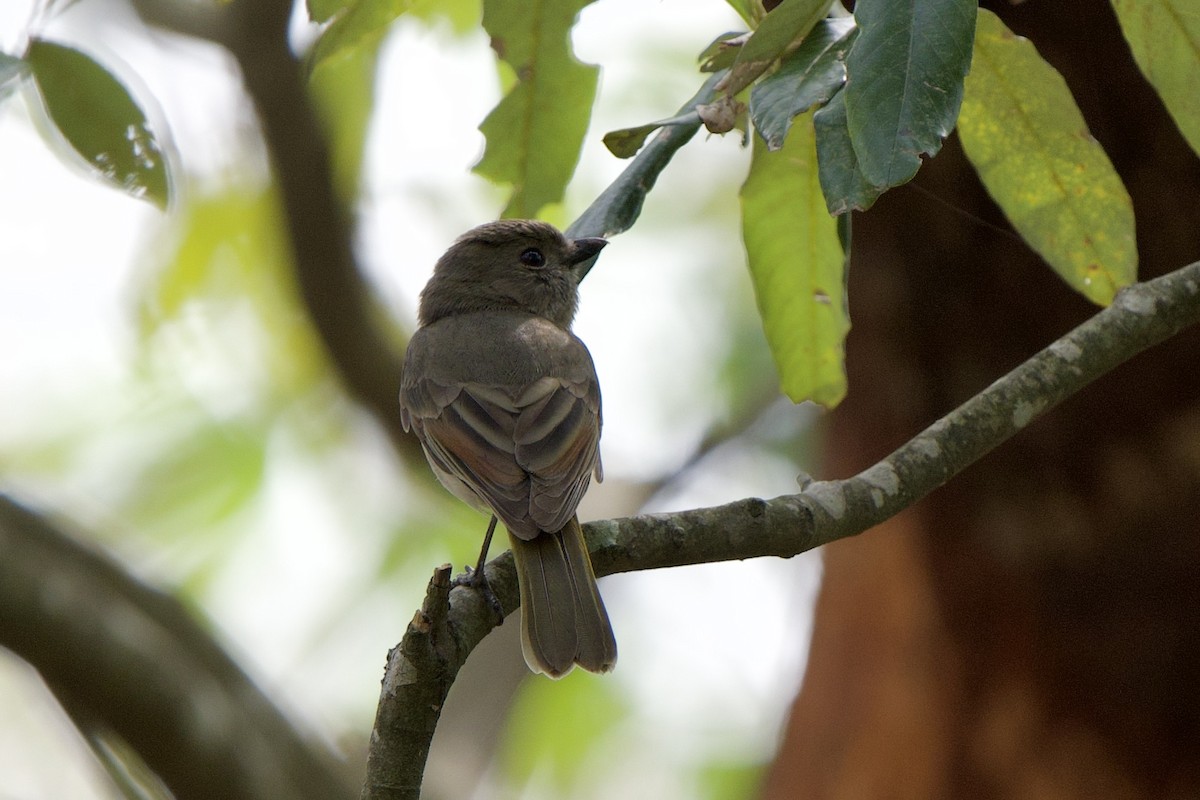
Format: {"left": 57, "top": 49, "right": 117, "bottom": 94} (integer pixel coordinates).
{"left": 453, "top": 565, "right": 504, "bottom": 622}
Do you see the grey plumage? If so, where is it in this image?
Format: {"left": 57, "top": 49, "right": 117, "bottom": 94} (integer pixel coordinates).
{"left": 399, "top": 220, "right": 617, "bottom": 677}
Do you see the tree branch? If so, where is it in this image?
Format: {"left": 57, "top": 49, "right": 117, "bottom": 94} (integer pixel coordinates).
{"left": 362, "top": 258, "right": 1200, "bottom": 799}
{"left": 0, "top": 495, "right": 356, "bottom": 800}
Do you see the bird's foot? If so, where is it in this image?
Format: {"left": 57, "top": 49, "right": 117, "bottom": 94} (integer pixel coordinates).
{"left": 453, "top": 565, "right": 504, "bottom": 623}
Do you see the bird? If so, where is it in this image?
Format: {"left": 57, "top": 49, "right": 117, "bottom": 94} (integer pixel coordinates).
{"left": 398, "top": 219, "right": 617, "bottom": 678}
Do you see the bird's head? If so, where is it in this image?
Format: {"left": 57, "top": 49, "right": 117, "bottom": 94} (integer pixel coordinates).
{"left": 418, "top": 220, "right": 607, "bottom": 328}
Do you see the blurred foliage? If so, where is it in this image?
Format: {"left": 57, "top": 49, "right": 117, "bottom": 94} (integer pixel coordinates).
{"left": 499, "top": 671, "right": 628, "bottom": 793}
{"left": 136, "top": 187, "right": 328, "bottom": 401}
{"left": 310, "top": 34, "right": 383, "bottom": 202}
{"left": 23, "top": 39, "right": 168, "bottom": 208}
{"left": 699, "top": 759, "right": 768, "bottom": 800}
{"left": 4, "top": 0, "right": 1185, "bottom": 406}
{"left": 307, "top": 0, "right": 415, "bottom": 71}
{"left": 0, "top": 52, "right": 25, "bottom": 97}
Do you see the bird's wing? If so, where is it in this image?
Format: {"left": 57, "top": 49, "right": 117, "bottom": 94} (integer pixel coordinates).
{"left": 512, "top": 376, "right": 601, "bottom": 535}
{"left": 401, "top": 372, "right": 600, "bottom": 540}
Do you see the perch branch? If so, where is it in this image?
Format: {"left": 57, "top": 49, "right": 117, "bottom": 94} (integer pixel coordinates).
{"left": 362, "top": 258, "right": 1200, "bottom": 799}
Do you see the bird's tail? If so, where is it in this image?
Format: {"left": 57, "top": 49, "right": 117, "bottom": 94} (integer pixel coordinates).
{"left": 509, "top": 516, "right": 617, "bottom": 678}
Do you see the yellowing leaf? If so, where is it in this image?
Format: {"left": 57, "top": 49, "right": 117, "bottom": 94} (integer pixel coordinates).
{"left": 1110, "top": 0, "right": 1200, "bottom": 158}
{"left": 741, "top": 114, "right": 847, "bottom": 407}
{"left": 958, "top": 10, "right": 1136, "bottom": 305}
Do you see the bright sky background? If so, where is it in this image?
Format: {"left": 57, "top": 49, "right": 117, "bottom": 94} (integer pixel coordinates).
{"left": 0, "top": 1, "right": 823, "bottom": 796}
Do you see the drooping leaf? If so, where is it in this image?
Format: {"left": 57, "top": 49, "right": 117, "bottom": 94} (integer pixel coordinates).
{"left": 1110, "top": 0, "right": 1200, "bottom": 159}
{"left": 603, "top": 111, "right": 702, "bottom": 159}
{"left": 741, "top": 114, "right": 847, "bottom": 406}
{"left": 844, "top": 0, "right": 975, "bottom": 188}
{"left": 308, "top": 0, "right": 414, "bottom": 71}
{"left": 718, "top": 0, "right": 832, "bottom": 98}
{"left": 958, "top": 10, "right": 1136, "bottom": 305}
{"left": 813, "top": 89, "right": 882, "bottom": 214}
{"left": 474, "top": 0, "right": 599, "bottom": 219}
{"left": 750, "top": 17, "right": 856, "bottom": 149}
{"left": 26, "top": 39, "right": 168, "bottom": 208}
{"left": 569, "top": 73, "right": 721, "bottom": 248}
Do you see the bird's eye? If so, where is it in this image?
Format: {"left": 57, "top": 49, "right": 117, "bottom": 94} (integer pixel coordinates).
{"left": 519, "top": 248, "right": 546, "bottom": 267}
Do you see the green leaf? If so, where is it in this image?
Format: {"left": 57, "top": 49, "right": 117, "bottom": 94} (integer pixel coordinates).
{"left": 741, "top": 114, "right": 847, "bottom": 406}
{"left": 844, "top": 0, "right": 975, "bottom": 188}
{"left": 1110, "top": 0, "right": 1200, "bottom": 159}
{"left": 699, "top": 31, "right": 747, "bottom": 73}
{"left": 813, "top": 89, "right": 882, "bottom": 214}
{"left": 568, "top": 72, "right": 721, "bottom": 247}
{"left": 475, "top": 0, "right": 599, "bottom": 218}
{"left": 719, "top": 0, "right": 832, "bottom": 98}
{"left": 602, "top": 111, "right": 701, "bottom": 159}
{"left": 958, "top": 10, "right": 1136, "bottom": 305}
{"left": 26, "top": 39, "right": 168, "bottom": 208}
{"left": 308, "top": 0, "right": 414, "bottom": 71}
{"left": 750, "top": 17, "right": 856, "bottom": 149}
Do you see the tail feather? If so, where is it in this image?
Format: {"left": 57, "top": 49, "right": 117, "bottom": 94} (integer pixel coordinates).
{"left": 509, "top": 517, "right": 617, "bottom": 678}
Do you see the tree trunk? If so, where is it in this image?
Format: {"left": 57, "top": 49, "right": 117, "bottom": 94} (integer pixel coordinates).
{"left": 762, "top": 3, "right": 1200, "bottom": 797}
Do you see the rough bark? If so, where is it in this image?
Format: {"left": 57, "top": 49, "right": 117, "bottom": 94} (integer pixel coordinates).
{"left": 762, "top": 3, "right": 1200, "bottom": 797}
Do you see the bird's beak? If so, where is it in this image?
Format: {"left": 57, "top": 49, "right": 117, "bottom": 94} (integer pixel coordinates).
{"left": 568, "top": 237, "right": 608, "bottom": 266}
